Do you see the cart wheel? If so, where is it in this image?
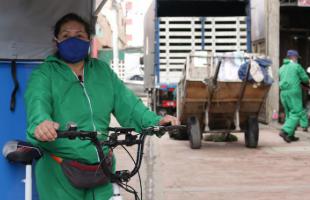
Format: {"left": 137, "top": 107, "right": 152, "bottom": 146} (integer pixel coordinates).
{"left": 187, "top": 116, "right": 202, "bottom": 149}
{"left": 169, "top": 128, "right": 189, "bottom": 140}
{"left": 244, "top": 116, "right": 259, "bottom": 148}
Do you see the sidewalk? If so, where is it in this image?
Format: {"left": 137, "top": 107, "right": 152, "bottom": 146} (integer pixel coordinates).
{"left": 268, "top": 121, "right": 310, "bottom": 141}
{"left": 150, "top": 124, "right": 310, "bottom": 200}
{"left": 111, "top": 113, "right": 310, "bottom": 200}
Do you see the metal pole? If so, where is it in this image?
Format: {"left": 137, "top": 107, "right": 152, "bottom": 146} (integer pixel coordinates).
{"left": 110, "top": 183, "right": 123, "bottom": 200}
{"left": 25, "top": 165, "right": 32, "bottom": 200}
{"left": 94, "top": 0, "right": 108, "bottom": 16}
{"left": 112, "top": 0, "right": 119, "bottom": 75}
{"left": 246, "top": 0, "right": 252, "bottom": 52}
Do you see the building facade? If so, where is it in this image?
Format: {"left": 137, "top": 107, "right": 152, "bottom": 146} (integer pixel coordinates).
{"left": 251, "top": 0, "right": 310, "bottom": 122}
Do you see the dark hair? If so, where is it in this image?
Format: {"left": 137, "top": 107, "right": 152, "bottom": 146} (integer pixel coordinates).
{"left": 54, "top": 13, "right": 91, "bottom": 39}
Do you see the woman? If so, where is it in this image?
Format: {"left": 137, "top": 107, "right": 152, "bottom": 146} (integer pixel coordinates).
{"left": 25, "top": 13, "right": 178, "bottom": 200}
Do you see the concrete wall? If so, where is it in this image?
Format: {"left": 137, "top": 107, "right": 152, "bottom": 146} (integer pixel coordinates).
{"left": 143, "top": 0, "right": 156, "bottom": 89}
{"left": 96, "top": 15, "right": 113, "bottom": 48}
{"left": 265, "top": 0, "right": 280, "bottom": 122}
{"left": 97, "top": 0, "right": 127, "bottom": 49}
{"left": 251, "top": 0, "right": 280, "bottom": 123}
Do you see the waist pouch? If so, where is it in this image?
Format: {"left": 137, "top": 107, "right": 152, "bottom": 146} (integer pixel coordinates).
{"left": 51, "top": 152, "right": 113, "bottom": 189}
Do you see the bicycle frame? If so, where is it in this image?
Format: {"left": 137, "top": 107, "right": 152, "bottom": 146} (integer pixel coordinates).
{"left": 2, "top": 125, "right": 185, "bottom": 200}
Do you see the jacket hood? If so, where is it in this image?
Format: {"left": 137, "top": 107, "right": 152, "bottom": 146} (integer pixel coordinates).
{"left": 45, "top": 55, "right": 91, "bottom": 65}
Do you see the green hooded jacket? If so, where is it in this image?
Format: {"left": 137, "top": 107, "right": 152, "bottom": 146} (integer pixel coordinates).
{"left": 279, "top": 58, "right": 309, "bottom": 92}
{"left": 25, "top": 55, "right": 161, "bottom": 164}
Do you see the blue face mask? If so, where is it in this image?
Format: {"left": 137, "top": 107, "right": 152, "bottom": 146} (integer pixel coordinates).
{"left": 57, "top": 37, "right": 90, "bottom": 63}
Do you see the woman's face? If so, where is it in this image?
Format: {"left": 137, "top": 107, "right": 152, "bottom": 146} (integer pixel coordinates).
{"left": 57, "top": 20, "right": 89, "bottom": 42}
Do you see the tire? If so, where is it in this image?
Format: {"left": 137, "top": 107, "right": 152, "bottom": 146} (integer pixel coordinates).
{"left": 244, "top": 116, "right": 259, "bottom": 148}
{"left": 187, "top": 116, "right": 202, "bottom": 149}
{"left": 170, "top": 128, "right": 189, "bottom": 140}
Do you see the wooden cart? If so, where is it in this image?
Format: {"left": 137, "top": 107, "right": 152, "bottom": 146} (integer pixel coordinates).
{"left": 176, "top": 52, "right": 271, "bottom": 149}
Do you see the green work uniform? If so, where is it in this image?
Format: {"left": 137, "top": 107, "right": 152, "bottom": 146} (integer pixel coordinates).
{"left": 24, "top": 56, "right": 161, "bottom": 200}
{"left": 300, "top": 107, "right": 309, "bottom": 129}
{"left": 279, "top": 59, "right": 309, "bottom": 136}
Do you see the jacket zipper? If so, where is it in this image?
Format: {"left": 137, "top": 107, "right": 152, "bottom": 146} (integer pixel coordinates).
{"left": 73, "top": 70, "right": 96, "bottom": 131}
{"left": 73, "top": 69, "right": 100, "bottom": 162}
{"left": 80, "top": 79, "right": 101, "bottom": 162}
{"left": 80, "top": 82, "right": 96, "bottom": 131}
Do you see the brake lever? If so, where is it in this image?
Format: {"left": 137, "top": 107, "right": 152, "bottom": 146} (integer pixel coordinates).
{"left": 144, "top": 125, "right": 187, "bottom": 137}
{"left": 125, "top": 134, "right": 138, "bottom": 146}
{"left": 115, "top": 170, "right": 131, "bottom": 182}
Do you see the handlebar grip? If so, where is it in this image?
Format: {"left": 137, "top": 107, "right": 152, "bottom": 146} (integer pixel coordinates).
{"left": 56, "top": 131, "right": 74, "bottom": 138}
{"left": 56, "top": 130, "right": 98, "bottom": 139}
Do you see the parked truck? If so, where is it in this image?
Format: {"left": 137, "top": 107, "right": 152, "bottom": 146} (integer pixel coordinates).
{"left": 143, "top": 0, "right": 251, "bottom": 118}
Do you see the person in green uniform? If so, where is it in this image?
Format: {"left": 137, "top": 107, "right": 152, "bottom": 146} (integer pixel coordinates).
{"left": 300, "top": 84, "right": 309, "bottom": 132}
{"left": 300, "top": 110, "right": 309, "bottom": 132}
{"left": 25, "top": 13, "right": 179, "bottom": 200}
{"left": 279, "top": 50, "right": 310, "bottom": 143}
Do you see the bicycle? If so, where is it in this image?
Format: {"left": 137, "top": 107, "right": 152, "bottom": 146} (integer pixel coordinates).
{"left": 3, "top": 124, "right": 185, "bottom": 200}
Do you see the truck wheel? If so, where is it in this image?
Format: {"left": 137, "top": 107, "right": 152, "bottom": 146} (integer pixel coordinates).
{"left": 244, "top": 116, "right": 259, "bottom": 148}
{"left": 187, "top": 116, "right": 202, "bottom": 149}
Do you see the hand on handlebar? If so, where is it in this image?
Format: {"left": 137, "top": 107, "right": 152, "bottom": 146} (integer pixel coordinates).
{"left": 159, "top": 115, "right": 180, "bottom": 126}
{"left": 34, "top": 120, "right": 59, "bottom": 142}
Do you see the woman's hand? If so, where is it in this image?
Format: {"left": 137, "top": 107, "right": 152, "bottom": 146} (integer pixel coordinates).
{"left": 34, "top": 120, "right": 59, "bottom": 141}
{"left": 159, "top": 115, "right": 180, "bottom": 126}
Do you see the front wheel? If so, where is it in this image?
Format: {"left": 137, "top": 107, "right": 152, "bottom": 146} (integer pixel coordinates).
{"left": 187, "top": 116, "right": 202, "bottom": 149}
{"left": 244, "top": 116, "right": 259, "bottom": 148}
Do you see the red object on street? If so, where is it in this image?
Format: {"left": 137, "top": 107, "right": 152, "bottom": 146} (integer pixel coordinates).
{"left": 160, "top": 84, "right": 168, "bottom": 89}
{"left": 168, "top": 88, "right": 175, "bottom": 92}
{"left": 162, "top": 100, "right": 176, "bottom": 108}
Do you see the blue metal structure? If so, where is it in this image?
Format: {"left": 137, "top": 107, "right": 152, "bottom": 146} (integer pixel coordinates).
{"left": 200, "top": 17, "right": 206, "bottom": 50}
{"left": 0, "top": 1, "right": 99, "bottom": 199}
{"left": 0, "top": 62, "right": 40, "bottom": 199}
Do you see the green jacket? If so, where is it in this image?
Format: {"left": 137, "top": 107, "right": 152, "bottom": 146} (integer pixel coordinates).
{"left": 279, "top": 59, "right": 309, "bottom": 92}
{"left": 25, "top": 56, "right": 161, "bottom": 164}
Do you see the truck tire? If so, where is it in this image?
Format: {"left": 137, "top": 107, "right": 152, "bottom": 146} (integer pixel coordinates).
{"left": 187, "top": 116, "right": 202, "bottom": 149}
{"left": 244, "top": 116, "right": 259, "bottom": 148}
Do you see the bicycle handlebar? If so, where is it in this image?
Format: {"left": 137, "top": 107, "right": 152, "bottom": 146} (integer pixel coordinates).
{"left": 56, "top": 125, "right": 186, "bottom": 146}
{"left": 56, "top": 130, "right": 98, "bottom": 140}
{"left": 56, "top": 125, "right": 186, "bottom": 183}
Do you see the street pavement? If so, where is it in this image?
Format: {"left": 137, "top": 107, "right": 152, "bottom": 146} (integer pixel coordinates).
{"left": 111, "top": 117, "right": 310, "bottom": 200}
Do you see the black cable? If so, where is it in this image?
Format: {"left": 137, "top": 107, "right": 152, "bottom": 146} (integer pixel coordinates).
{"left": 10, "top": 60, "right": 19, "bottom": 112}
{"left": 96, "top": 137, "right": 140, "bottom": 199}
{"left": 93, "top": 138, "right": 117, "bottom": 181}
{"left": 121, "top": 145, "right": 143, "bottom": 200}
{"left": 117, "top": 182, "right": 136, "bottom": 195}
{"left": 114, "top": 145, "right": 142, "bottom": 200}
{"left": 118, "top": 182, "right": 140, "bottom": 200}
